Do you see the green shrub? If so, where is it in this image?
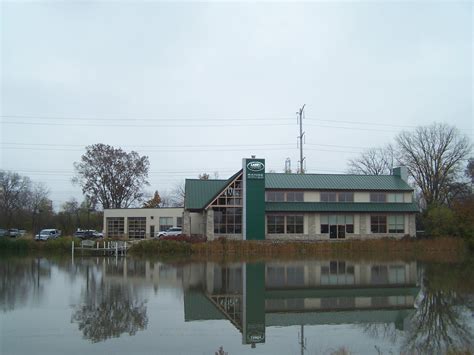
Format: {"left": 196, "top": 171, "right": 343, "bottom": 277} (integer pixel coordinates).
{"left": 423, "top": 205, "right": 457, "bottom": 237}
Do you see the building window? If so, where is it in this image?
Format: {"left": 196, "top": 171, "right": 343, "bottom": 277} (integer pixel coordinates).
{"left": 321, "top": 192, "right": 337, "bottom": 202}
{"left": 267, "top": 215, "right": 285, "bottom": 234}
{"left": 176, "top": 217, "right": 183, "bottom": 228}
{"left": 212, "top": 174, "right": 243, "bottom": 207}
{"left": 286, "top": 215, "right": 304, "bottom": 234}
{"left": 338, "top": 192, "right": 354, "bottom": 202}
{"left": 287, "top": 191, "right": 304, "bottom": 202}
{"left": 266, "top": 191, "right": 285, "bottom": 202}
{"left": 388, "top": 215, "right": 404, "bottom": 233}
{"left": 214, "top": 207, "right": 242, "bottom": 234}
{"left": 159, "top": 217, "right": 173, "bottom": 231}
{"left": 128, "top": 217, "right": 146, "bottom": 239}
{"left": 320, "top": 215, "right": 354, "bottom": 238}
{"left": 387, "top": 193, "right": 404, "bottom": 203}
{"left": 370, "top": 193, "right": 386, "bottom": 203}
{"left": 371, "top": 215, "right": 387, "bottom": 233}
{"left": 211, "top": 174, "right": 243, "bottom": 234}
{"left": 106, "top": 217, "right": 124, "bottom": 238}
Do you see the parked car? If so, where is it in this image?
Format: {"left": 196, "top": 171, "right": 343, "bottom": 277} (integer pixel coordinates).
{"left": 155, "top": 227, "right": 183, "bottom": 239}
{"left": 35, "top": 229, "right": 61, "bottom": 241}
{"left": 93, "top": 231, "right": 104, "bottom": 238}
{"left": 0, "top": 228, "right": 7, "bottom": 237}
{"left": 7, "top": 229, "right": 20, "bottom": 238}
{"left": 74, "top": 230, "right": 103, "bottom": 239}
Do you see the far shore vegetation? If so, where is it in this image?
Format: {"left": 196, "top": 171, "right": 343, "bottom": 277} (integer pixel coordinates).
{"left": 1, "top": 235, "right": 470, "bottom": 264}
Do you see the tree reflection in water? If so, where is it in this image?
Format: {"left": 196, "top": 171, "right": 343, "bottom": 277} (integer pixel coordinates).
{"left": 402, "top": 273, "right": 473, "bottom": 354}
{"left": 0, "top": 257, "right": 51, "bottom": 312}
{"left": 360, "top": 261, "right": 474, "bottom": 354}
{"left": 71, "top": 266, "right": 148, "bottom": 343}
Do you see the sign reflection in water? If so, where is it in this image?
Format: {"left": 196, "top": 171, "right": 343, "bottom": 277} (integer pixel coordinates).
{"left": 1, "top": 257, "right": 473, "bottom": 354}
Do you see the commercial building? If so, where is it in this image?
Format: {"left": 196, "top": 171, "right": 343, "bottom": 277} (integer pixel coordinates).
{"left": 104, "top": 207, "right": 183, "bottom": 239}
{"left": 104, "top": 157, "right": 418, "bottom": 240}
{"left": 183, "top": 157, "right": 418, "bottom": 240}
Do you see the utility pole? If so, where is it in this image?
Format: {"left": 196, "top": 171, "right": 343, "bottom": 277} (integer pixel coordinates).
{"left": 298, "top": 324, "right": 306, "bottom": 355}
{"left": 297, "top": 104, "right": 306, "bottom": 174}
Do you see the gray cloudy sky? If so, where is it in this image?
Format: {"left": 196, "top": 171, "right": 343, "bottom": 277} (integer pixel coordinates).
{"left": 1, "top": 1, "right": 472, "bottom": 209}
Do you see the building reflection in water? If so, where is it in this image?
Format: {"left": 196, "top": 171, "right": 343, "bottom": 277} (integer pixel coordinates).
{"left": 182, "top": 260, "right": 420, "bottom": 349}
{"left": 2, "top": 256, "right": 471, "bottom": 352}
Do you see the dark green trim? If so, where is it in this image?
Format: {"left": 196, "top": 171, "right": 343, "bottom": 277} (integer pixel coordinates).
{"left": 266, "top": 202, "right": 419, "bottom": 213}
{"left": 265, "top": 286, "right": 419, "bottom": 299}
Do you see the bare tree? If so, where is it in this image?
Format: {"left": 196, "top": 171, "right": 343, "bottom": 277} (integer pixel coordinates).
{"left": 396, "top": 123, "right": 471, "bottom": 206}
{"left": 29, "top": 182, "right": 51, "bottom": 233}
{"left": 169, "top": 181, "right": 185, "bottom": 207}
{"left": 347, "top": 145, "right": 395, "bottom": 175}
{"left": 73, "top": 144, "right": 150, "bottom": 209}
{"left": 0, "top": 171, "right": 31, "bottom": 227}
{"left": 466, "top": 158, "right": 474, "bottom": 185}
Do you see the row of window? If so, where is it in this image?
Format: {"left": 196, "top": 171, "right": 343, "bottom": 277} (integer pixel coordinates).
{"left": 266, "top": 191, "right": 304, "bottom": 202}
{"left": 106, "top": 216, "right": 182, "bottom": 238}
{"left": 265, "top": 191, "right": 407, "bottom": 203}
{"left": 265, "top": 214, "right": 406, "bottom": 235}
{"left": 267, "top": 215, "right": 304, "bottom": 234}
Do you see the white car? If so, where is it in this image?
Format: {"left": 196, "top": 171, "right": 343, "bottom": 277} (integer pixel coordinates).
{"left": 35, "top": 229, "right": 61, "bottom": 241}
{"left": 156, "top": 227, "right": 182, "bottom": 239}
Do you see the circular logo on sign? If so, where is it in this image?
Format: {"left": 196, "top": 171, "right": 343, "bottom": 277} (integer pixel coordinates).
{"left": 247, "top": 161, "right": 265, "bottom": 172}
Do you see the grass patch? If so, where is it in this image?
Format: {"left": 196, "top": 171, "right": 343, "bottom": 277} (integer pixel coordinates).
{"left": 129, "top": 239, "right": 192, "bottom": 256}
{"left": 0, "top": 236, "right": 469, "bottom": 262}
{"left": 0, "top": 236, "right": 79, "bottom": 254}
{"left": 188, "top": 237, "right": 468, "bottom": 262}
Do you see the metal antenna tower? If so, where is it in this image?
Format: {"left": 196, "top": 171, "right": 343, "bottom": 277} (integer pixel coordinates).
{"left": 297, "top": 104, "right": 306, "bottom": 174}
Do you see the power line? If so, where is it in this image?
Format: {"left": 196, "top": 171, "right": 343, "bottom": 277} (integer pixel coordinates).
{"left": 0, "top": 114, "right": 292, "bottom": 121}
{"left": 1, "top": 142, "right": 368, "bottom": 150}
{"left": 0, "top": 120, "right": 293, "bottom": 128}
{"left": 2, "top": 114, "right": 470, "bottom": 131}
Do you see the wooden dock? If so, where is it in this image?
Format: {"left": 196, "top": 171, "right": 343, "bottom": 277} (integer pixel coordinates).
{"left": 72, "top": 240, "right": 128, "bottom": 257}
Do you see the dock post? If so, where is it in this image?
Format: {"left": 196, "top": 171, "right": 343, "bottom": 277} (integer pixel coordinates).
{"left": 71, "top": 240, "right": 74, "bottom": 263}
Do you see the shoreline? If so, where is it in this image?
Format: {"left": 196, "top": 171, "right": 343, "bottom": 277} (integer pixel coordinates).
{"left": 0, "top": 236, "right": 469, "bottom": 263}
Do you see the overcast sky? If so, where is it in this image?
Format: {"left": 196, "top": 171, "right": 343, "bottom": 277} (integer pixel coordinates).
{"left": 1, "top": 0, "right": 472, "bottom": 209}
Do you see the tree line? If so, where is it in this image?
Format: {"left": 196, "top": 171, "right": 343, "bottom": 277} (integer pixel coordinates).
{"left": 0, "top": 170, "right": 103, "bottom": 235}
{"left": 347, "top": 123, "right": 472, "bottom": 242}
{"left": 2, "top": 123, "right": 472, "bottom": 240}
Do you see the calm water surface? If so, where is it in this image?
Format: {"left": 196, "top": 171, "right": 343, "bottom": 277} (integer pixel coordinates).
{"left": 1, "top": 256, "right": 473, "bottom": 355}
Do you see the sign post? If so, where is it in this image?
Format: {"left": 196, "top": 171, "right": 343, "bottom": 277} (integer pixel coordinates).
{"left": 242, "top": 158, "right": 265, "bottom": 240}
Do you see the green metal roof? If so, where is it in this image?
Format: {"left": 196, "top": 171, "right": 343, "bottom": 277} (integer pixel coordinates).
{"left": 185, "top": 170, "right": 242, "bottom": 210}
{"left": 266, "top": 202, "right": 419, "bottom": 213}
{"left": 185, "top": 179, "right": 229, "bottom": 210}
{"left": 184, "top": 171, "right": 414, "bottom": 211}
{"left": 265, "top": 173, "right": 413, "bottom": 191}
{"left": 184, "top": 290, "right": 226, "bottom": 322}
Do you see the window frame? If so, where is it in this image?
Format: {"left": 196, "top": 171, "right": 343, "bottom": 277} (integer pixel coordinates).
{"left": 286, "top": 215, "right": 304, "bottom": 234}
{"left": 371, "top": 215, "right": 387, "bottom": 233}
{"left": 370, "top": 193, "right": 387, "bottom": 203}
{"left": 321, "top": 192, "right": 337, "bottom": 202}
{"left": 267, "top": 215, "right": 285, "bottom": 234}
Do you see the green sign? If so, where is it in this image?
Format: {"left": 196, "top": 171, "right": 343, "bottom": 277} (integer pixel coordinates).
{"left": 243, "top": 263, "right": 266, "bottom": 345}
{"left": 243, "top": 158, "right": 265, "bottom": 240}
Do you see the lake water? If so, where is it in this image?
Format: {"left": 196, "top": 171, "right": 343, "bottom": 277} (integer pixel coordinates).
{"left": 1, "top": 256, "right": 473, "bottom": 355}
